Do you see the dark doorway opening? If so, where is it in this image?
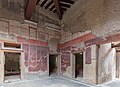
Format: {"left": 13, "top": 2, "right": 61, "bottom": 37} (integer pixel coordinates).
{"left": 75, "top": 53, "right": 83, "bottom": 78}
{"left": 4, "top": 52, "right": 21, "bottom": 77}
{"left": 49, "top": 54, "right": 57, "bottom": 75}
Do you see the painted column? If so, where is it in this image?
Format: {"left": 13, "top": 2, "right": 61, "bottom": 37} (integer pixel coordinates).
{"left": 83, "top": 45, "right": 97, "bottom": 84}
{"left": 0, "top": 52, "right": 4, "bottom": 83}
{"left": 57, "top": 55, "right": 61, "bottom": 75}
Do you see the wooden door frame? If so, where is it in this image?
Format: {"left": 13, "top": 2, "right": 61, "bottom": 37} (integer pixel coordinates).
{"left": 2, "top": 50, "right": 25, "bottom": 81}
{"left": 47, "top": 53, "right": 61, "bottom": 76}
{"left": 71, "top": 52, "right": 84, "bottom": 78}
{"left": 116, "top": 52, "right": 119, "bottom": 78}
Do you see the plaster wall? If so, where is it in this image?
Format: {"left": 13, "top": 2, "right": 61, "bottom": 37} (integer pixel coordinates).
{"left": 93, "top": 0, "right": 120, "bottom": 37}
{"left": 98, "top": 43, "right": 116, "bottom": 84}
{"left": 60, "top": 45, "right": 97, "bottom": 84}
{"left": 59, "top": 30, "right": 97, "bottom": 84}
{"left": 0, "top": 0, "right": 60, "bottom": 29}
{"left": 83, "top": 45, "right": 97, "bottom": 84}
{"left": 48, "top": 38, "right": 60, "bottom": 52}
{"left": 0, "top": 18, "right": 61, "bottom": 81}
{"left": 61, "top": 0, "right": 103, "bottom": 34}
{"left": 0, "top": 18, "right": 60, "bottom": 42}
{"left": 0, "top": 0, "right": 24, "bottom": 23}
{"left": 62, "top": 0, "right": 120, "bottom": 37}
{"left": 116, "top": 52, "right": 120, "bottom": 78}
{"left": 0, "top": 52, "right": 4, "bottom": 83}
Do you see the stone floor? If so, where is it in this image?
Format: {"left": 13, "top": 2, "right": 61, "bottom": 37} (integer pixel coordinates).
{"left": 0, "top": 76, "right": 92, "bottom": 87}
{"left": 1, "top": 76, "right": 120, "bottom": 87}
{"left": 4, "top": 75, "right": 20, "bottom": 82}
{"left": 95, "top": 79, "right": 120, "bottom": 87}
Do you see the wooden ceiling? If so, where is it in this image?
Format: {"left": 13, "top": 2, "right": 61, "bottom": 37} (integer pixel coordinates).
{"left": 25, "top": 0, "right": 74, "bottom": 20}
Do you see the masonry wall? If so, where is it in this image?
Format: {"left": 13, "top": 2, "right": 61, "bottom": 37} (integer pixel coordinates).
{"left": 0, "top": 0, "right": 60, "bottom": 30}
{"left": 18, "top": 38, "right": 49, "bottom": 78}
{"left": 61, "top": 0, "right": 103, "bottom": 34}
{"left": 116, "top": 52, "right": 120, "bottom": 78}
{"left": 83, "top": 45, "right": 97, "bottom": 84}
{"left": 0, "top": 0, "right": 120, "bottom": 84}
{"left": 98, "top": 43, "right": 116, "bottom": 84}
{"left": 0, "top": 18, "right": 60, "bottom": 80}
{"left": 0, "top": 0, "right": 24, "bottom": 22}
{"left": 59, "top": 31, "right": 98, "bottom": 84}
{"left": 95, "top": 0, "right": 120, "bottom": 37}
{"left": 62, "top": 0, "right": 120, "bottom": 37}
{"left": 60, "top": 1, "right": 120, "bottom": 84}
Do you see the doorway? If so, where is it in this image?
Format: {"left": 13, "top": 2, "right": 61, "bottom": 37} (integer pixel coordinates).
{"left": 49, "top": 54, "right": 58, "bottom": 75}
{"left": 4, "top": 52, "right": 21, "bottom": 81}
{"left": 75, "top": 52, "right": 83, "bottom": 78}
{"left": 116, "top": 51, "right": 120, "bottom": 78}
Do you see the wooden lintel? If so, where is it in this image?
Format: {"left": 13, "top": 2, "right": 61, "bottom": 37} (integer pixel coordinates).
{"left": 0, "top": 49, "right": 24, "bottom": 53}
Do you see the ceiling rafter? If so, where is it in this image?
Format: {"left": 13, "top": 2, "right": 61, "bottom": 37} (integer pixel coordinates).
{"left": 60, "top": 0, "right": 74, "bottom": 4}
{"left": 36, "top": 0, "right": 41, "bottom": 5}
{"left": 50, "top": 5, "right": 55, "bottom": 11}
{"left": 45, "top": 0, "right": 53, "bottom": 9}
{"left": 112, "top": 43, "right": 120, "bottom": 48}
{"left": 53, "top": 9, "right": 56, "bottom": 13}
{"left": 61, "top": 7, "right": 67, "bottom": 11}
{"left": 25, "top": 0, "right": 37, "bottom": 19}
{"left": 41, "top": 0, "right": 48, "bottom": 7}
{"left": 60, "top": 2, "right": 71, "bottom": 8}
{"left": 53, "top": 0, "right": 62, "bottom": 20}
{"left": 24, "top": 0, "right": 75, "bottom": 20}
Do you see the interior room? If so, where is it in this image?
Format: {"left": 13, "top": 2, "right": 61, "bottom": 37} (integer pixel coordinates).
{"left": 49, "top": 54, "right": 58, "bottom": 75}
{"left": 75, "top": 53, "right": 83, "bottom": 78}
{"left": 4, "top": 52, "right": 21, "bottom": 81}
{"left": 0, "top": 0, "right": 120, "bottom": 87}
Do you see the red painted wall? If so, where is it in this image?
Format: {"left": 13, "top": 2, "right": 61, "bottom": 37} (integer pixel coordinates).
{"left": 59, "top": 33, "right": 97, "bottom": 73}
{"left": 17, "top": 33, "right": 97, "bottom": 73}
{"left": 17, "top": 36, "right": 49, "bottom": 72}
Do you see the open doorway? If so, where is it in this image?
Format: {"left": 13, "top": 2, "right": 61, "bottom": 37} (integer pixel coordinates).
{"left": 49, "top": 54, "right": 58, "bottom": 76}
{"left": 4, "top": 52, "right": 21, "bottom": 81}
{"left": 75, "top": 52, "right": 83, "bottom": 78}
{"left": 116, "top": 50, "right": 120, "bottom": 78}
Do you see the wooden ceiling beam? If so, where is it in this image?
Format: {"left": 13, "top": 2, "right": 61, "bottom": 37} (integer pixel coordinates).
{"left": 45, "top": 0, "right": 53, "bottom": 9}
{"left": 41, "top": 0, "right": 48, "bottom": 7}
{"left": 60, "top": 2, "right": 71, "bottom": 8}
{"left": 53, "top": 9, "right": 64, "bottom": 15}
{"left": 60, "top": 0, "right": 74, "bottom": 4}
{"left": 61, "top": 7, "right": 67, "bottom": 11}
{"left": 53, "top": 0, "right": 62, "bottom": 20}
{"left": 25, "top": 0, "right": 37, "bottom": 19}
{"left": 112, "top": 43, "right": 120, "bottom": 48}
{"left": 36, "top": 0, "right": 40, "bottom": 5}
{"left": 53, "top": 9, "right": 56, "bottom": 13}
{"left": 50, "top": 5, "right": 55, "bottom": 11}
